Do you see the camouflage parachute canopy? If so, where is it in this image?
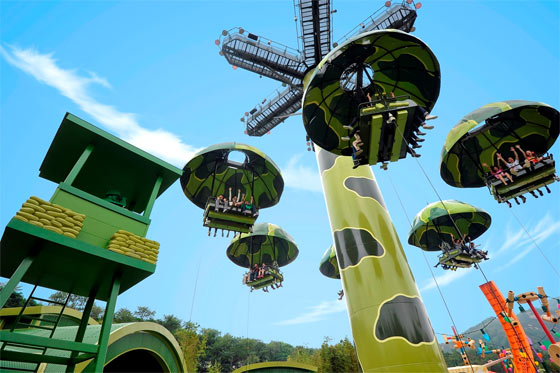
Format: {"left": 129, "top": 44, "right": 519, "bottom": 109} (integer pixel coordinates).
{"left": 408, "top": 200, "right": 491, "bottom": 252}
{"left": 181, "top": 143, "right": 284, "bottom": 209}
{"left": 302, "top": 29, "right": 440, "bottom": 155}
{"left": 226, "top": 223, "right": 298, "bottom": 269}
{"left": 319, "top": 245, "right": 340, "bottom": 279}
{"left": 440, "top": 101, "right": 559, "bottom": 188}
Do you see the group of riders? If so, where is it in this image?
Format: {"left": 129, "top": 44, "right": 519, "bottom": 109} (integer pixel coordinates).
{"left": 243, "top": 262, "right": 283, "bottom": 293}
{"left": 436, "top": 233, "right": 488, "bottom": 271}
{"left": 207, "top": 187, "right": 258, "bottom": 237}
{"left": 344, "top": 90, "right": 437, "bottom": 169}
{"left": 482, "top": 144, "right": 558, "bottom": 207}
{"left": 214, "top": 187, "right": 257, "bottom": 215}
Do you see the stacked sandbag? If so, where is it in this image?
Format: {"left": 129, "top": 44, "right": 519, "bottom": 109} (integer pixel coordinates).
{"left": 13, "top": 196, "right": 85, "bottom": 239}
{"left": 107, "top": 230, "right": 159, "bottom": 265}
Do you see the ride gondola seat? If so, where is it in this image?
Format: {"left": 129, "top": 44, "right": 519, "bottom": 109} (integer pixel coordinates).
{"left": 438, "top": 249, "right": 480, "bottom": 268}
{"left": 245, "top": 268, "right": 283, "bottom": 290}
{"left": 358, "top": 99, "right": 419, "bottom": 165}
{"left": 203, "top": 197, "right": 258, "bottom": 233}
{"left": 487, "top": 158, "right": 556, "bottom": 202}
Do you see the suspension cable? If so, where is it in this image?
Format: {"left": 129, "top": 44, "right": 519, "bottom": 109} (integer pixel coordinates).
{"left": 386, "top": 173, "right": 474, "bottom": 373}
{"left": 391, "top": 116, "right": 464, "bottom": 238}
{"left": 188, "top": 255, "right": 203, "bottom": 322}
{"left": 391, "top": 110, "right": 540, "bottom": 371}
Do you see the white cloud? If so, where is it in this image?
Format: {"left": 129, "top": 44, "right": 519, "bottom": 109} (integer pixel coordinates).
{"left": 275, "top": 299, "right": 346, "bottom": 325}
{"left": 281, "top": 154, "right": 322, "bottom": 192}
{"left": 0, "top": 44, "right": 199, "bottom": 166}
{"left": 494, "top": 214, "right": 560, "bottom": 272}
{"left": 421, "top": 267, "right": 474, "bottom": 292}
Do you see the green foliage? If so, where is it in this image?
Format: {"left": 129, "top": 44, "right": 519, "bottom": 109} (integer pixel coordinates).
{"left": 0, "top": 283, "right": 39, "bottom": 308}
{"left": 48, "top": 291, "right": 87, "bottom": 310}
{"left": 175, "top": 322, "right": 207, "bottom": 373}
{"left": 207, "top": 360, "right": 222, "bottom": 373}
{"left": 314, "top": 337, "right": 360, "bottom": 373}
{"left": 287, "top": 346, "right": 318, "bottom": 365}
{"left": 161, "top": 314, "right": 182, "bottom": 334}
{"left": 90, "top": 304, "right": 104, "bottom": 321}
{"left": 113, "top": 307, "right": 137, "bottom": 323}
{"left": 134, "top": 306, "right": 156, "bottom": 321}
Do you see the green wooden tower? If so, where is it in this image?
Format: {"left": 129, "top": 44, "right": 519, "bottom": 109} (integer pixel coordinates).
{"left": 0, "top": 113, "right": 182, "bottom": 372}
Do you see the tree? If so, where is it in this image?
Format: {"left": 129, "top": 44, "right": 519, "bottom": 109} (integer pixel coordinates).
{"left": 160, "top": 314, "right": 182, "bottom": 334}
{"left": 113, "top": 308, "right": 137, "bottom": 323}
{"left": 0, "top": 283, "right": 39, "bottom": 308}
{"left": 208, "top": 361, "right": 222, "bottom": 373}
{"left": 90, "top": 304, "right": 104, "bottom": 321}
{"left": 48, "top": 291, "right": 87, "bottom": 310}
{"left": 175, "top": 322, "right": 207, "bottom": 372}
{"left": 134, "top": 306, "right": 155, "bottom": 321}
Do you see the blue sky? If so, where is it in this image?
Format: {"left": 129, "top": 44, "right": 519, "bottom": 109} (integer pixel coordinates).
{"left": 1, "top": 1, "right": 559, "bottom": 348}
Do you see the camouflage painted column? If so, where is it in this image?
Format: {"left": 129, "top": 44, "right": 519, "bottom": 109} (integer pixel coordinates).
{"left": 315, "top": 147, "right": 447, "bottom": 372}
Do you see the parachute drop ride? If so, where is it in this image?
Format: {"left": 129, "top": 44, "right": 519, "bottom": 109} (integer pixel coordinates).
{"left": 226, "top": 223, "right": 298, "bottom": 292}
{"left": 302, "top": 29, "right": 440, "bottom": 169}
{"left": 319, "top": 245, "right": 340, "bottom": 279}
{"left": 440, "top": 101, "right": 560, "bottom": 207}
{"left": 181, "top": 143, "right": 284, "bottom": 236}
{"left": 408, "top": 200, "right": 491, "bottom": 271}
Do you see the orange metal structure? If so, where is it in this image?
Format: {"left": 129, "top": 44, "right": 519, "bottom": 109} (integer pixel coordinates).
{"left": 479, "top": 281, "right": 535, "bottom": 373}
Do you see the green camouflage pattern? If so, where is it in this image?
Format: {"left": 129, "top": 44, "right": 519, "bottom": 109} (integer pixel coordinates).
{"left": 226, "top": 222, "right": 298, "bottom": 268}
{"left": 181, "top": 142, "right": 284, "bottom": 209}
{"left": 408, "top": 200, "right": 491, "bottom": 252}
{"left": 319, "top": 245, "right": 340, "bottom": 279}
{"left": 440, "top": 101, "right": 559, "bottom": 188}
{"left": 302, "top": 30, "right": 440, "bottom": 155}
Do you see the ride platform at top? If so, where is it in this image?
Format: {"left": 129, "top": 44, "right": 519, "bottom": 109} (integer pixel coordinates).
{"left": 217, "top": 0, "right": 421, "bottom": 136}
{"left": 302, "top": 29, "right": 440, "bottom": 166}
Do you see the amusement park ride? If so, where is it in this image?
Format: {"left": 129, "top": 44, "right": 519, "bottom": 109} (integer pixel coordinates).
{"left": 215, "top": 0, "right": 559, "bottom": 371}
{"left": 1, "top": 0, "right": 559, "bottom": 372}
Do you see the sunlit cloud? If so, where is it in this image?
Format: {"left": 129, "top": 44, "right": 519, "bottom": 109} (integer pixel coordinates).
{"left": 494, "top": 214, "right": 560, "bottom": 272}
{"left": 0, "top": 44, "right": 199, "bottom": 166}
{"left": 281, "top": 154, "right": 322, "bottom": 192}
{"left": 275, "top": 300, "right": 346, "bottom": 325}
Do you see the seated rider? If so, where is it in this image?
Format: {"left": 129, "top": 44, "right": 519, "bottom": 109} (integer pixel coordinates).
{"left": 258, "top": 263, "right": 267, "bottom": 279}
{"left": 215, "top": 194, "right": 226, "bottom": 211}
{"left": 497, "top": 146, "right": 523, "bottom": 175}
{"left": 242, "top": 196, "right": 256, "bottom": 216}
{"left": 249, "top": 263, "right": 259, "bottom": 282}
{"left": 482, "top": 162, "right": 514, "bottom": 185}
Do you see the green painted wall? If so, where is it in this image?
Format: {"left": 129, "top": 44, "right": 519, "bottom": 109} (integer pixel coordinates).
{"left": 316, "top": 147, "right": 447, "bottom": 372}
{"left": 50, "top": 186, "right": 149, "bottom": 247}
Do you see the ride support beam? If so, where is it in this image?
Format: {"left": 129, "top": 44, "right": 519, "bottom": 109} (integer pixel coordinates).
{"left": 0, "top": 255, "right": 34, "bottom": 309}
{"left": 88, "top": 273, "right": 121, "bottom": 372}
{"left": 526, "top": 299, "right": 556, "bottom": 344}
{"left": 315, "top": 147, "right": 447, "bottom": 372}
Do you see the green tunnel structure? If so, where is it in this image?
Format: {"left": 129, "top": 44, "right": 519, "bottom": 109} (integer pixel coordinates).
{"left": 1, "top": 310, "right": 185, "bottom": 372}
{"left": 0, "top": 113, "right": 183, "bottom": 372}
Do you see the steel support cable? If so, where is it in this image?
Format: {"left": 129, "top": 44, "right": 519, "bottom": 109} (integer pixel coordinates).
{"left": 386, "top": 173, "right": 475, "bottom": 373}
{"left": 188, "top": 255, "right": 203, "bottom": 322}
{"left": 391, "top": 114, "right": 539, "bottom": 371}
{"left": 392, "top": 117, "right": 464, "bottom": 238}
